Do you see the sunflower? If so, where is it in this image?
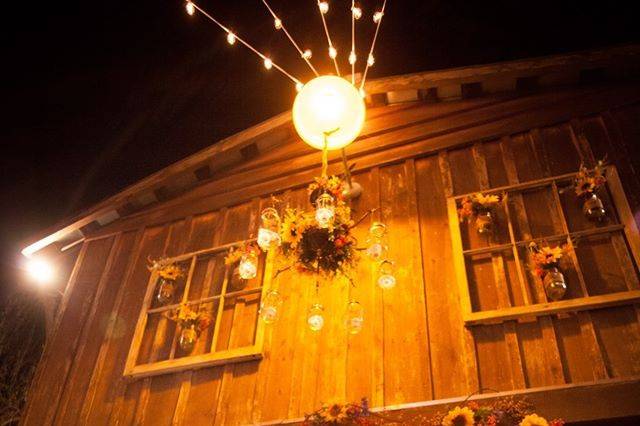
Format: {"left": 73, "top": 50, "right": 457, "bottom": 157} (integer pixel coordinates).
{"left": 520, "top": 413, "right": 549, "bottom": 426}
{"left": 323, "top": 403, "right": 348, "bottom": 422}
{"left": 442, "top": 406, "right": 475, "bottom": 426}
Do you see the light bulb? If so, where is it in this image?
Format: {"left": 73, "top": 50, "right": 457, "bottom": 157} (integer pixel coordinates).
{"left": 373, "top": 11, "right": 383, "bottom": 23}
{"left": 226, "top": 32, "right": 236, "bottom": 45}
{"left": 345, "top": 300, "right": 364, "bottom": 334}
{"left": 328, "top": 46, "right": 337, "bottom": 59}
{"left": 315, "top": 193, "right": 335, "bottom": 228}
{"left": 26, "top": 258, "right": 55, "bottom": 285}
{"left": 377, "top": 260, "right": 396, "bottom": 289}
{"left": 349, "top": 51, "right": 357, "bottom": 65}
{"left": 367, "top": 54, "right": 375, "bottom": 67}
{"left": 292, "top": 75, "right": 366, "bottom": 150}
{"left": 366, "top": 242, "right": 386, "bottom": 260}
{"left": 264, "top": 57, "right": 273, "bottom": 70}
{"left": 296, "top": 82, "right": 304, "bottom": 92}
{"left": 258, "top": 207, "right": 281, "bottom": 251}
{"left": 239, "top": 254, "right": 258, "bottom": 279}
{"left": 302, "top": 49, "right": 313, "bottom": 60}
{"left": 185, "top": 1, "right": 195, "bottom": 16}
{"left": 307, "top": 304, "right": 325, "bottom": 331}
{"left": 319, "top": 1, "right": 329, "bottom": 14}
{"left": 274, "top": 18, "right": 282, "bottom": 30}
{"left": 351, "top": 6, "right": 362, "bottom": 20}
{"left": 259, "top": 290, "right": 283, "bottom": 324}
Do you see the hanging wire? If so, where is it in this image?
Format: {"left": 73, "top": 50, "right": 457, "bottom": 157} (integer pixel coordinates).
{"left": 350, "top": 0, "right": 356, "bottom": 84}
{"left": 316, "top": 0, "right": 341, "bottom": 76}
{"left": 187, "top": 1, "right": 303, "bottom": 87}
{"left": 359, "top": 0, "right": 387, "bottom": 91}
{"left": 261, "top": 0, "right": 319, "bottom": 77}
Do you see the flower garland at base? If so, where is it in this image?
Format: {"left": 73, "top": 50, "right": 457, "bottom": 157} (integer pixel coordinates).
{"left": 302, "top": 397, "right": 564, "bottom": 426}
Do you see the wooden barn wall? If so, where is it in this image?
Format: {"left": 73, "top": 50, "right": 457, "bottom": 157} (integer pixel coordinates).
{"left": 22, "top": 85, "right": 640, "bottom": 425}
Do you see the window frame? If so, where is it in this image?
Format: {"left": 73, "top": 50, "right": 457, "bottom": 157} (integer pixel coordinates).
{"left": 447, "top": 165, "right": 640, "bottom": 326}
{"left": 123, "top": 239, "right": 273, "bottom": 379}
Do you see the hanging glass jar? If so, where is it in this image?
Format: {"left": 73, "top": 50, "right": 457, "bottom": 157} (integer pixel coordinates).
{"left": 366, "top": 222, "right": 388, "bottom": 260}
{"left": 238, "top": 251, "right": 258, "bottom": 280}
{"left": 315, "top": 193, "right": 335, "bottom": 228}
{"left": 259, "top": 290, "right": 283, "bottom": 324}
{"left": 307, "top": 303, "right": 325, "bottom": 331}
{"left": 377, "top": 260, "right": 397, "bottom": 289}
{"left": 582, "top": 192, "right": 606, "bottom": 221}
{"left": 475, "top": 210, "right": 494, "bottom": 235}
{"left": 345, "top": 300, "right": 364, "bottom": 334}
{"left": 179, "top": 324, "right": 198, "bottom": 353}
{"left": 257, "top": 207, "right": 282, "bottom": 251}
{"left": 543, "top": 267, "right": 567, "bottom": 301}
{"left": 156, "top": 278, "right": 175, "bottom": 305}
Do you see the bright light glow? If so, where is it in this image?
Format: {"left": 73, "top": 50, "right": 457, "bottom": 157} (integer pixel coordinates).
{"left": 349, "top": 51, "right": 357, "bottom": 65}
{"left": 296, "top": 82, "right": 304, "bottom": 92}
{"left": 292, "top": 75, "right": 366, "bottom": 150}
{"left": 367, "top": 54, "right": 375, "bottom": 66}
{"left": 308, "top": 304, "right": 325, "bottom": 331}
{"left": 377, "top": 273, "right": 396, "bottom": 289}
{"left": 226, "top": 32, "right": 236, "bottom": 45}
{"left": 274, "top": 18, "right": 282, "bottom": 30}
{"left": 373, "top": 11, "right": 383, "bottom": 23}
{"left": 328, "top": 46, "right": 337, "bottom": 59}
{"left": 359, "top": 87, "right": 366, "bottom": 98}
{"left": 185, "top": 1, "right": 195, "bottom": 16}
{"left": 351, "top": 6, "right": 362, "bottom": 19}
{"left": 257, "top": 228, "right": 281, "bottom": 251}
{"left": 319, "top": 1, "right": 329, "bottom": 14}
{"left": 264, "top": 57, "right": 273, "bottom": 69}
{"left": 26, "top": 259, "right": 55, "bottom": 285}
{"left": 239, "top": 256, "right": 257, "bottom": 279}
{"left": 302, "top": 49, "right": 312, "bottom": 59}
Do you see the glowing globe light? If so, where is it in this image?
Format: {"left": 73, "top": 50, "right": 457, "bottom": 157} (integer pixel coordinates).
{"left": 238, "top": 254, "right": 258, "bottom": 279}
{"left": 26, "top": 258, "right": 55, "bottom": 285}
{"left": 292, "top": 75, "right": 366, "bottom": 150}
{"left": 307, "top": 304, "right": 325, "bottom": 331}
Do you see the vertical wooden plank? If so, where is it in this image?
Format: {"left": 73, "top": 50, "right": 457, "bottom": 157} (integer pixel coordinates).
{"left": 53, "top": 232, "right": 126, "bottom": 425}
{"left": 22, "top": 242, "right": 88, "bottom": 426}
{"left": 414, "top": 152, "right": 477, "bottom": 398}
{"left": 345, "top": 169, "right": 385, "bottom": 408}
{"left": 23, "top": 236, "right": 115, "bottom": 426}
{"left": 107, "top": 225, "right": 172, "bottom": 426}
{"left": 378, "top": 160, "right": 431, "bottom": 405}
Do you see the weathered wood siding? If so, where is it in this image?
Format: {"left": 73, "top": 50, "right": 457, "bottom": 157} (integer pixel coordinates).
{"left": 23, "top": 82, "right": 640, "bottom": 425}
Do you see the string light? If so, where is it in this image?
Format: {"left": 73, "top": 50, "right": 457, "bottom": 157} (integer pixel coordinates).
{"left": 351, "top": 6, "right": 362, "bottom": 20}
{"left": 317, "top": 0, "right": 340, "bottom": 75}
{"left": 185, "top": 1, "right": 195, "bottom": 16}
{"left": 349, "top": 51, "right": 357, "bottom": 65}
{"left": 261, "top": 0, "right": 319, "bottom": 76}
{"left": 319, "top": 1, "right": 329, "bottom": 14}
{"left": 360, "top": 0, "right": 387, "bottom": 90}
{"left": 296, "top": 82, "right": 304, "bottom": 92}
{"left": 185, "top": 1, "right": 303, "bottom": 87}
{"left": 367, "top": 54, "right": 375, "bottom": 66}
{"left": 302, "top": 49, "right": 312, "bottom": 59}
{"left": 328, "top": 46, "right": 337, "bottom": 59}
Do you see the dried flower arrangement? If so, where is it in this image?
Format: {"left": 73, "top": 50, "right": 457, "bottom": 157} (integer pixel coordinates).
{"left": 165, "top": 303, "right": 212, "bottom": 332}
{"left": 147, "top": 258, "right": 184, "bottom": 281}
{"left": 303, "top": 397, "right": 565, "bottom": 426}
{"left": 224, "top": 241, "right": 260, "bottom": 265}
{"left": 278, "top": 175, "right": 359, "bottom": 279}
{"left": 303, "top": 398, "right": 379, "bottom": 425}
{"left": 528, "top": 242, "right": 566, "bottom": 279}
{"left": 458, "top": 193, "right": 503, "bottom": 234}
{"left": 574, "top": 160, "right": 606, "bottom": 197}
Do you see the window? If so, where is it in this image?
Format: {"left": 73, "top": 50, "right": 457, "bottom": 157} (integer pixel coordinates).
{"left": 448, "top": 166, "right": 640, "bottom": 325}
{"left": 124, "top": 240, "right": 272, "bottom": 378}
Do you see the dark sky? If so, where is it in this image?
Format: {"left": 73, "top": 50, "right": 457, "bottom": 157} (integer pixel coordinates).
{"left": 1, "top": 0, "right": 638, "bottom": 295}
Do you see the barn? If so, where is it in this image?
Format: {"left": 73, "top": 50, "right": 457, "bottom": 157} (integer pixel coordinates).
{"left": 21, "top": 45, "right": 640, "bottom": 425}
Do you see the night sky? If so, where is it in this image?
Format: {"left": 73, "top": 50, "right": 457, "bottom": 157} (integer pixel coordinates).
{"left": 2, "top": 0, "right": 638, "bottom": 297}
